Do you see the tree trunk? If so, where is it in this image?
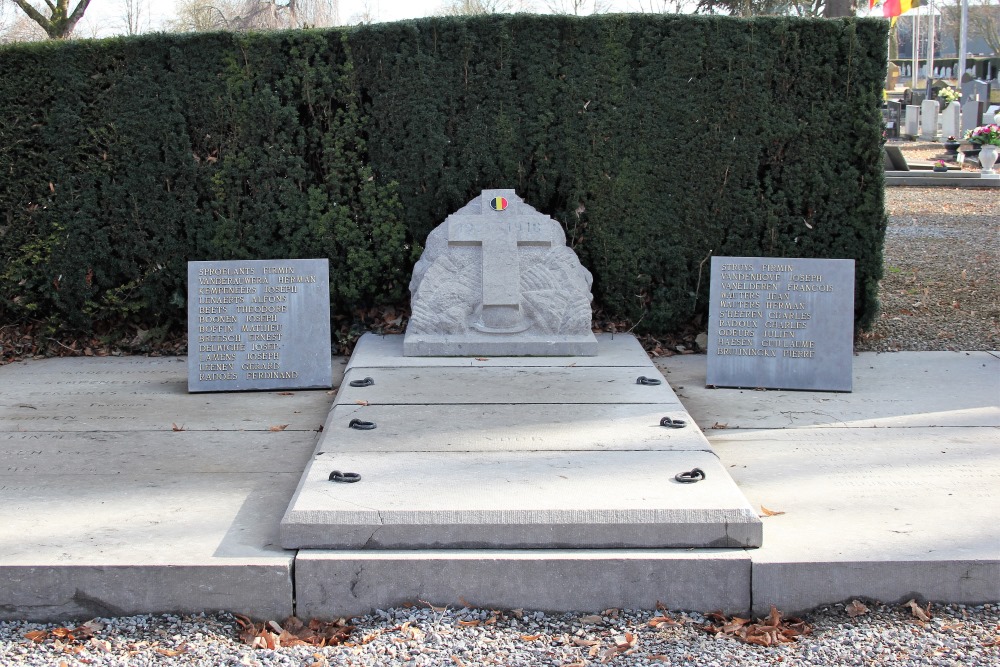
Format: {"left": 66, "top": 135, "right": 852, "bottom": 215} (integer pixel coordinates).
{"left": 823, "top": 0, "right": 856, "bottom": 18}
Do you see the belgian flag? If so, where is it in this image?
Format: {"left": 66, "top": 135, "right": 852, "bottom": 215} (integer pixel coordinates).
{"left": 883, "top": 0, "right": 922, "bottom": 21}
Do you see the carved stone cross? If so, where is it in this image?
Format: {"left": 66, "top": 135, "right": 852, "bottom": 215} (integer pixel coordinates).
{"left": 448, "top": 191, "right": 553, "bottom": 332}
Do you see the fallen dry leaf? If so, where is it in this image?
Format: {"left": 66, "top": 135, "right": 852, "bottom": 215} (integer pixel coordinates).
{"left": 572, "top": 637, "right": 600, "bottom": 647}
{"left": 457, "top": 619, "right": 480, "bottom": 627}
{"left": 700, "top": 605, "right": 811, "bottom": 646}
{"left": 578, "top": 614, "right": 604, "bottom": 625}
{"left": 648, "top": 615, "right": 677, "bottom": 628}
{"left": 711, "top": 422, "right": 729, "bottom": 429}
{"left": 269, "top": 424, "right": 289, "bottom": 432}
{"left": 24, "top": 630, "right": 47, "bottom": 643}
{"left": 155, "top": 644, "right": 188, "bottom": 657}
{"left": 354, "top": 400, "right": 369, "bottom": 406}
{"left": 171, "top": 423, "right": 185, "bottom": 431}
{"left": 475, "top": 357, "right": 490, "bottom": 361}
{"left": 906, "top": 599, "right": 932, "bottom": 622}
{"left": 277, "top": 392, "right": 294, "bottom": 396}
{"left": 520, "top": 633, "right": 543, "bottom": 641}
{"left": 846, "top": 600, "right": 869, "bottom": 618}
{"left": 760, "top": 505, "right": 786, "bottom": 517}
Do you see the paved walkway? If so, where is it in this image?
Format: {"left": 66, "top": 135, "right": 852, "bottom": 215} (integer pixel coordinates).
{"left": 1, "top": 347, "right": 997, "bottom": 620}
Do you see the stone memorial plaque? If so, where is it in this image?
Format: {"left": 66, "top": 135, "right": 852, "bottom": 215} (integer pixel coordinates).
{"left": 705, "top": 257, "right": 854, "bottom": 392}
{"left": 187, "top": 259, "right": 332, "bottom": 392}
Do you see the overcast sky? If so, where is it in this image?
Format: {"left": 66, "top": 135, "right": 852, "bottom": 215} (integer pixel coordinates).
{"left": 74, "top": 0, "right": 663, "bottom": 36}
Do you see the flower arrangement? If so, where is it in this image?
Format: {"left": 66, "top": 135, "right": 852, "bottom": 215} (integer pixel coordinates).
{"left": 935, "top": 160, "right": 946, "bottom": 166}
{"left": 938, "top": 87, "right": 961, "bottom": 106}
{"left": 965, "top": 124, "right": 1000, "bottom": 146}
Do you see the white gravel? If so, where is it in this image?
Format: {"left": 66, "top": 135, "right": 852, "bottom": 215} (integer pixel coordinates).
{"left": 1, "top": 602, "right": 997, "bottom": 666}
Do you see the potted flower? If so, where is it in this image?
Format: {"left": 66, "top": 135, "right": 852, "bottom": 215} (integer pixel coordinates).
{"left": 938, "top": 86, "right": 961, "bottom": 108}
{"left": 933, "top": 159, "right": 948, "bottom": 173}
{"left": 965, "top": 124, "right": 1000, "bottom": 177}
{"left": 943, "top": 135, "right": 961, "bottom": 159}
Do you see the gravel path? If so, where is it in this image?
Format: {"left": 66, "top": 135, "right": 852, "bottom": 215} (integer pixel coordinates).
{"left": 855, "top": 143, "right": 1000, "bottom": 352}
{"left": 1, "top": 602, "right": 997, "bottom": 666}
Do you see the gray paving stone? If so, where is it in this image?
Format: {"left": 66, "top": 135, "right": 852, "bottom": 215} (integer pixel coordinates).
{"left": 0, "top": 358, "right": 337, "bottom": 432}
{"left": 0, "top": 358, "right": 345, "bottom": 621}
{"left": 350, "top": 333, "right": 646, "bottom": 370}
{"left": 317, "top": 403, "right": 696, "bottom": 454}
{"left": 280, "top": 450, "right": 760, "bottom": 549}
{"left": 4, "top": 564, "right": 293, "bottom": 622}
{"left": 294, "top": 549, "right": 751, "bottom": 618}
{"left": 0, "top": 471, "right": 299, "bottom": 620}
{"left": 656, "top": 352, "right": 1000, "bottom": 428}
{"left": 0, "top": 431, "right": 316, "bottom": 474}
{"left": 709, "top": 428, "right": 1000, "bottom": 614}
{"left": 337, "top": 366, "right": 675, "bottom": 406}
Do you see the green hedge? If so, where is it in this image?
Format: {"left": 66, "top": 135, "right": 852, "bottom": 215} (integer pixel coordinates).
{"left": 0, "top": 15, "right": 887, "bottom": 343}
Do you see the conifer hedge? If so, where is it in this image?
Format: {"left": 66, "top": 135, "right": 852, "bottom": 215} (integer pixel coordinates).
{"left": 0, "top": 15, "right": 888, "bottom": 344}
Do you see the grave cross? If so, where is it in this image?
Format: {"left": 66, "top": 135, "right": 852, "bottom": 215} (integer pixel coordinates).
{"left": 448, "top": 191, "right": 553, "bottom": 332}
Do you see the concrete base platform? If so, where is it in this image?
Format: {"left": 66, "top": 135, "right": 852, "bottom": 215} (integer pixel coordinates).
{"left": 295, "top": 549, "right": 751, "bottom": 618}
{"left": 403, "top": 332, "right": 598, "bottom": 357}
{"left": 0, "top": 356, "right": 343, "bottom": 621}
{"left": 281, "top": 334, "right": 760, "bottom": 550}
{"left": 656, "top": 351, "right": 1000, "bottom": 615}
{"left": 2, "top": 349, "right": 997, "bottom": 620}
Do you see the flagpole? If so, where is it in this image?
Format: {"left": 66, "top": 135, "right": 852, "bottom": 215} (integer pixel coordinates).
{"left": 957, "top": 0, "right": 968, "bottom": 87}
{"left": 912, "top": 5, "right": 920, "bottom": 90}
{"left": 926, "top": 0, "right": 936, "bottom": 97}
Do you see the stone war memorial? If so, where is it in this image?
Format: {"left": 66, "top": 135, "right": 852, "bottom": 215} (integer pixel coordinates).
{"left": 279, "top": 190, "right": 762, "bottom": 617}
{"left": 404, "top": 190, "right": 598, "bottom": 356}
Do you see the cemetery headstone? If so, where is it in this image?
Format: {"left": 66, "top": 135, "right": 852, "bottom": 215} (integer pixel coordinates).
{"left": 961, "top": 100, "right": 984, "bottom": 134}
{"left": 187, "top": 259, "right": 332, "bottom": 392}
{"left": 404, "top": 189, "right": 597, "bottom": 356}
{"left": 885, "top": 101, "right": 902, "bottom": 138}
{"left": 919, "top": 99, "right": 940, "bottom": 141}
{"left": 940, "top": 101, "right": 961, "bottom": 140}
{"left": 705, "top": 257, "right": 855, "bottom": 392}
{"left": 904, "top": 105, "right": 920, "bottom": 138}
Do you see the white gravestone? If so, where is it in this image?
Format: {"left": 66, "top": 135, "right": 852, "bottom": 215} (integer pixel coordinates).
{"left": 940, "top": 101, "right": 961, "bottom": 140}
{"left": 404, "top": 189, "right": 598, "bottom": 356}
{"left": 904, "top": 105, "right": 920, "bottom": 138}
{"left": 919, "top": 99, "right": 940, "bottom": 141}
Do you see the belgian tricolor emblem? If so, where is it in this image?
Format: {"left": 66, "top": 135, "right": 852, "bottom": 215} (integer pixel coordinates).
{"left": 490, "top": 196, "right": 508, "bottom": 211}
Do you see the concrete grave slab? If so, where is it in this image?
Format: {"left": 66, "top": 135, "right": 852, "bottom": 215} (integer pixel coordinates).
{"left": 0, "top": 470, "right": 300, "bottom": 620}
{"left": 336, "top": 366, "right": 676, "bottom": 406}
{"left": 0, "top": 356, "right": 345, "bottom": 621}
{"left": 317, "top": 403, "right": 698, "bottom": 454}
{"left": 0, "top": 359, "right": 332, "bottom": 432}
{"left": 708, "top": 428, "right": 1000, "bottom": 615}
{"left": 348, "top": 333, "right": 653, "bottom": 370}
{"left": 295, "top": 549, "right": 751, "bottom": 618}
{"left": 656, "top": 352, "right": 1000, "bottom": 429}
{"left": 280, "top": 450, "right": 760, "bottom": 549}
{"left": 0, "top": 430, "right": 316, "bottom": 474}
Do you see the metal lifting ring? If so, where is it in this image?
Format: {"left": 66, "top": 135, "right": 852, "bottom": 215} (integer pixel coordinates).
{"left": 636, "top": 376, "right": 662, "bottom": 386}
{"left": 349, "top": 377, "right": 374, "bottom": 387}
{"left": 675, "top": 468, "right": 705, "bottom": 483}
{"left": 348, "top": 418, "right": 376, "bottom": 430}
{"left": 659, "top": 416, "right": 687, "bottom": 429}
{"left": 328, "top": 470, "right": 361, "bottom": 483}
